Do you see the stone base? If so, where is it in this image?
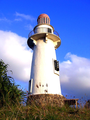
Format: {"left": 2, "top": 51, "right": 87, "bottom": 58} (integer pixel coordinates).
{"left": 27, "top": 94, "right": 66, "bottom": 107}
{"left": 27, "top": 94, "right": 79, "bottom": 108}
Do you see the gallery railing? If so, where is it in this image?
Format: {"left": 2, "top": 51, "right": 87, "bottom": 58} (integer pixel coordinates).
{"left": 28, "top": 27, "right": 59, "bottom": 38}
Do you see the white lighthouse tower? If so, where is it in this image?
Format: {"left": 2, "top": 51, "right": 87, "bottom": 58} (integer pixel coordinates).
{"left": 27, "top": 14, "right": 62, "bottom": 95}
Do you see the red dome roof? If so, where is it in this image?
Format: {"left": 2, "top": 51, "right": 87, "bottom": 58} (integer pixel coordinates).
{"left": 37, "top": 14, "right": 50, "bottom": 20}
{"left": 37, "top": 14, "right": 50, "bottom": 24}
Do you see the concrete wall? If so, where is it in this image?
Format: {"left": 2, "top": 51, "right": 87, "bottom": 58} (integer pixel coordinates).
{"left": 30, "top": 37, "right": 62, "bottom": 95}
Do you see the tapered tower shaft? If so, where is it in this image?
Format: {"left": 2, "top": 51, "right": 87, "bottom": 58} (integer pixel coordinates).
{"left": 27, "top": 14, "right": 61, "bottom": 95}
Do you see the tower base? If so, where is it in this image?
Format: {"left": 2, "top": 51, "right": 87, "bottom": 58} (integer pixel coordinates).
{"left": 27, "top": 94, "right": 65, "bottom": 107}
{"left": 27, "top": 94, "right": 78, "bottom": 108}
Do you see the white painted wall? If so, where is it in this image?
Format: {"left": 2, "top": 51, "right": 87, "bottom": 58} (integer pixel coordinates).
{"left": 30, "top": 38, "right": 62, "bottom": 95}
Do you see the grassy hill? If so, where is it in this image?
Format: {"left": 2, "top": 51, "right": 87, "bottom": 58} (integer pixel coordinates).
{"left": 0, "top": 99, "right": 90, "bottom": 120}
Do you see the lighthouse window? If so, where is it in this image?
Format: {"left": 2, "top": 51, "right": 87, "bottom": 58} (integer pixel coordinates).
{"left": 42, "top": 18, "right": 44, "bottom": 23}
{"left": 48, "top": 28, "right": 51, "bottom": 33}
{"left": 38, "top": 19, "right": 40, "bottom": 24}
{"left": 42, "top": 18, "right": 43, "bottom": 23}
{"left": 47, "top": 19, "right": 49, "bottom": 24}
{"left": 46, "top": 18, "right": 49, "bottom": 24}
{"left": 40, "top": 18, "right": 41, "bottom": 23}
{"left": 46, "top": 18, "right": 47, "bottom": 23}
{"left": 41, "top": 18, "right": 43, "bottom": 24}
{"left": 43, "top": 17, "right": 45, "bottom": 23}
{"left": 54, "top": 60, "right": 59, "bottom": 71}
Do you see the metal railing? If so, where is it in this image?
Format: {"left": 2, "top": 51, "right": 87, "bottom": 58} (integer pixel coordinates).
{"left": 53, "top": 30, "right": 59, "bottom": 37}
{"left": 28, "top": 31, "right": 34, "bottom": 38}
{"left": 28, "top": 27, "right": 59, "bottom": 38}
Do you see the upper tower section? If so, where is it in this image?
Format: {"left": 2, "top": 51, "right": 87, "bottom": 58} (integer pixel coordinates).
{"left": 37, "top": 13, "right": 50, "bottom": 24}
{"left": 33, "top": 13, "right": 54, "bottom": 34}
{"left": 28, "top": 13, "right": 61, "bottom": 49}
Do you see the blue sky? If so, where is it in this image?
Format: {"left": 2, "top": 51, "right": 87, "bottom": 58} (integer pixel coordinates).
{"left": 0, "top": 0, "right": 90, "bottom": 100}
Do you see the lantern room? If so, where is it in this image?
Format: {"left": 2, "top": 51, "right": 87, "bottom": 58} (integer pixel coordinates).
{"left": 34, "top": 13, "right": 53, "bottom": 34}
{"left": 37, "top": 13, "right": 50, "bottom": 24}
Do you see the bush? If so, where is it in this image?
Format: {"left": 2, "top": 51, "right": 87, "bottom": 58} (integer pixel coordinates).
{"left": 0, "top": 59, "right": 25, "bottom": 107}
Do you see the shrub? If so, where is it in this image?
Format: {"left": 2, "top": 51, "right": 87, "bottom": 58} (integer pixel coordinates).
{"left": 0, "top": 59, "right": 25, "bottom": 107}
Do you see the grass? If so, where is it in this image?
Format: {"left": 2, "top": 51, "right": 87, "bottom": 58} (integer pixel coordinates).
{"left": 0, "top": 98, "right": 90, "bottom": 120}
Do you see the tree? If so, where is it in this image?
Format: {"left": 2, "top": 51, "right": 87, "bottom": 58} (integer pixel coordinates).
{"left": 0, "top": 59, "right": 25, "bottom": 107}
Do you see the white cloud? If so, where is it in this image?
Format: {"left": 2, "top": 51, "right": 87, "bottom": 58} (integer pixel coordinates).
{"left": 15, "top": 12, "right": 36, "bottom": 21}
{"left": 0, "top": 17, "right": 11, "bottom": 22}
{"left": 14, "top": 18, "right": 22, "bottom": 21}
{"left": 60, "top": 52, "right": 90, "bottom": 98}
{"left": 0, "top": 30, "right": 32, "bottom": 81}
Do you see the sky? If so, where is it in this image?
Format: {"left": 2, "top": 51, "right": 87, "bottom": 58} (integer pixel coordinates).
{"left": 0, "top": 0, "right": 90, "bottom": 101}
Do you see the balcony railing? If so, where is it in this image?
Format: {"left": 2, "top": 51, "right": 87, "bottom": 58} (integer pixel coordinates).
{"left": 28, "top": 27, "right": 59, "bottom": 38}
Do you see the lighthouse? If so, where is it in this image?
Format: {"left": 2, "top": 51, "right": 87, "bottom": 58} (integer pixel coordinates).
{"left": 27, "top": 14, "right": 62, "bottom": 95}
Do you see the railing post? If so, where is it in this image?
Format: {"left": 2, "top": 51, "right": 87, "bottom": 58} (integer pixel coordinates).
{"left": 75, "top": 100, "right": 78, "bottom": 108}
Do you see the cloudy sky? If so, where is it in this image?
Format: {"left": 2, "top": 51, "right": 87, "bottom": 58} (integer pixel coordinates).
{"left": 0, "top": 0, "right": 90, "bottom": 100}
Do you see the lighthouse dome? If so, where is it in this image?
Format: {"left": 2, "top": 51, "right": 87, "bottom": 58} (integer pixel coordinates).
{"left": 37, "top": 13, "right": 50, "bottom": 24}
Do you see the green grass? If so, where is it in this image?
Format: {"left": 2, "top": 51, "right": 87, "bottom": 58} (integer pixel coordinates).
{"left": 0, "top": 99, "right": 90, "bottom": 120}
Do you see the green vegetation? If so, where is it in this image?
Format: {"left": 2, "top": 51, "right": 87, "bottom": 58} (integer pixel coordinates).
{"left": 0, "top": 60, "right": 90, "bottom": 120}
{"left": 0, "top": 59, "right": 25, "bottom": 107}
{"left": 0, "top": 100, "right": 90, "bottom": 120}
